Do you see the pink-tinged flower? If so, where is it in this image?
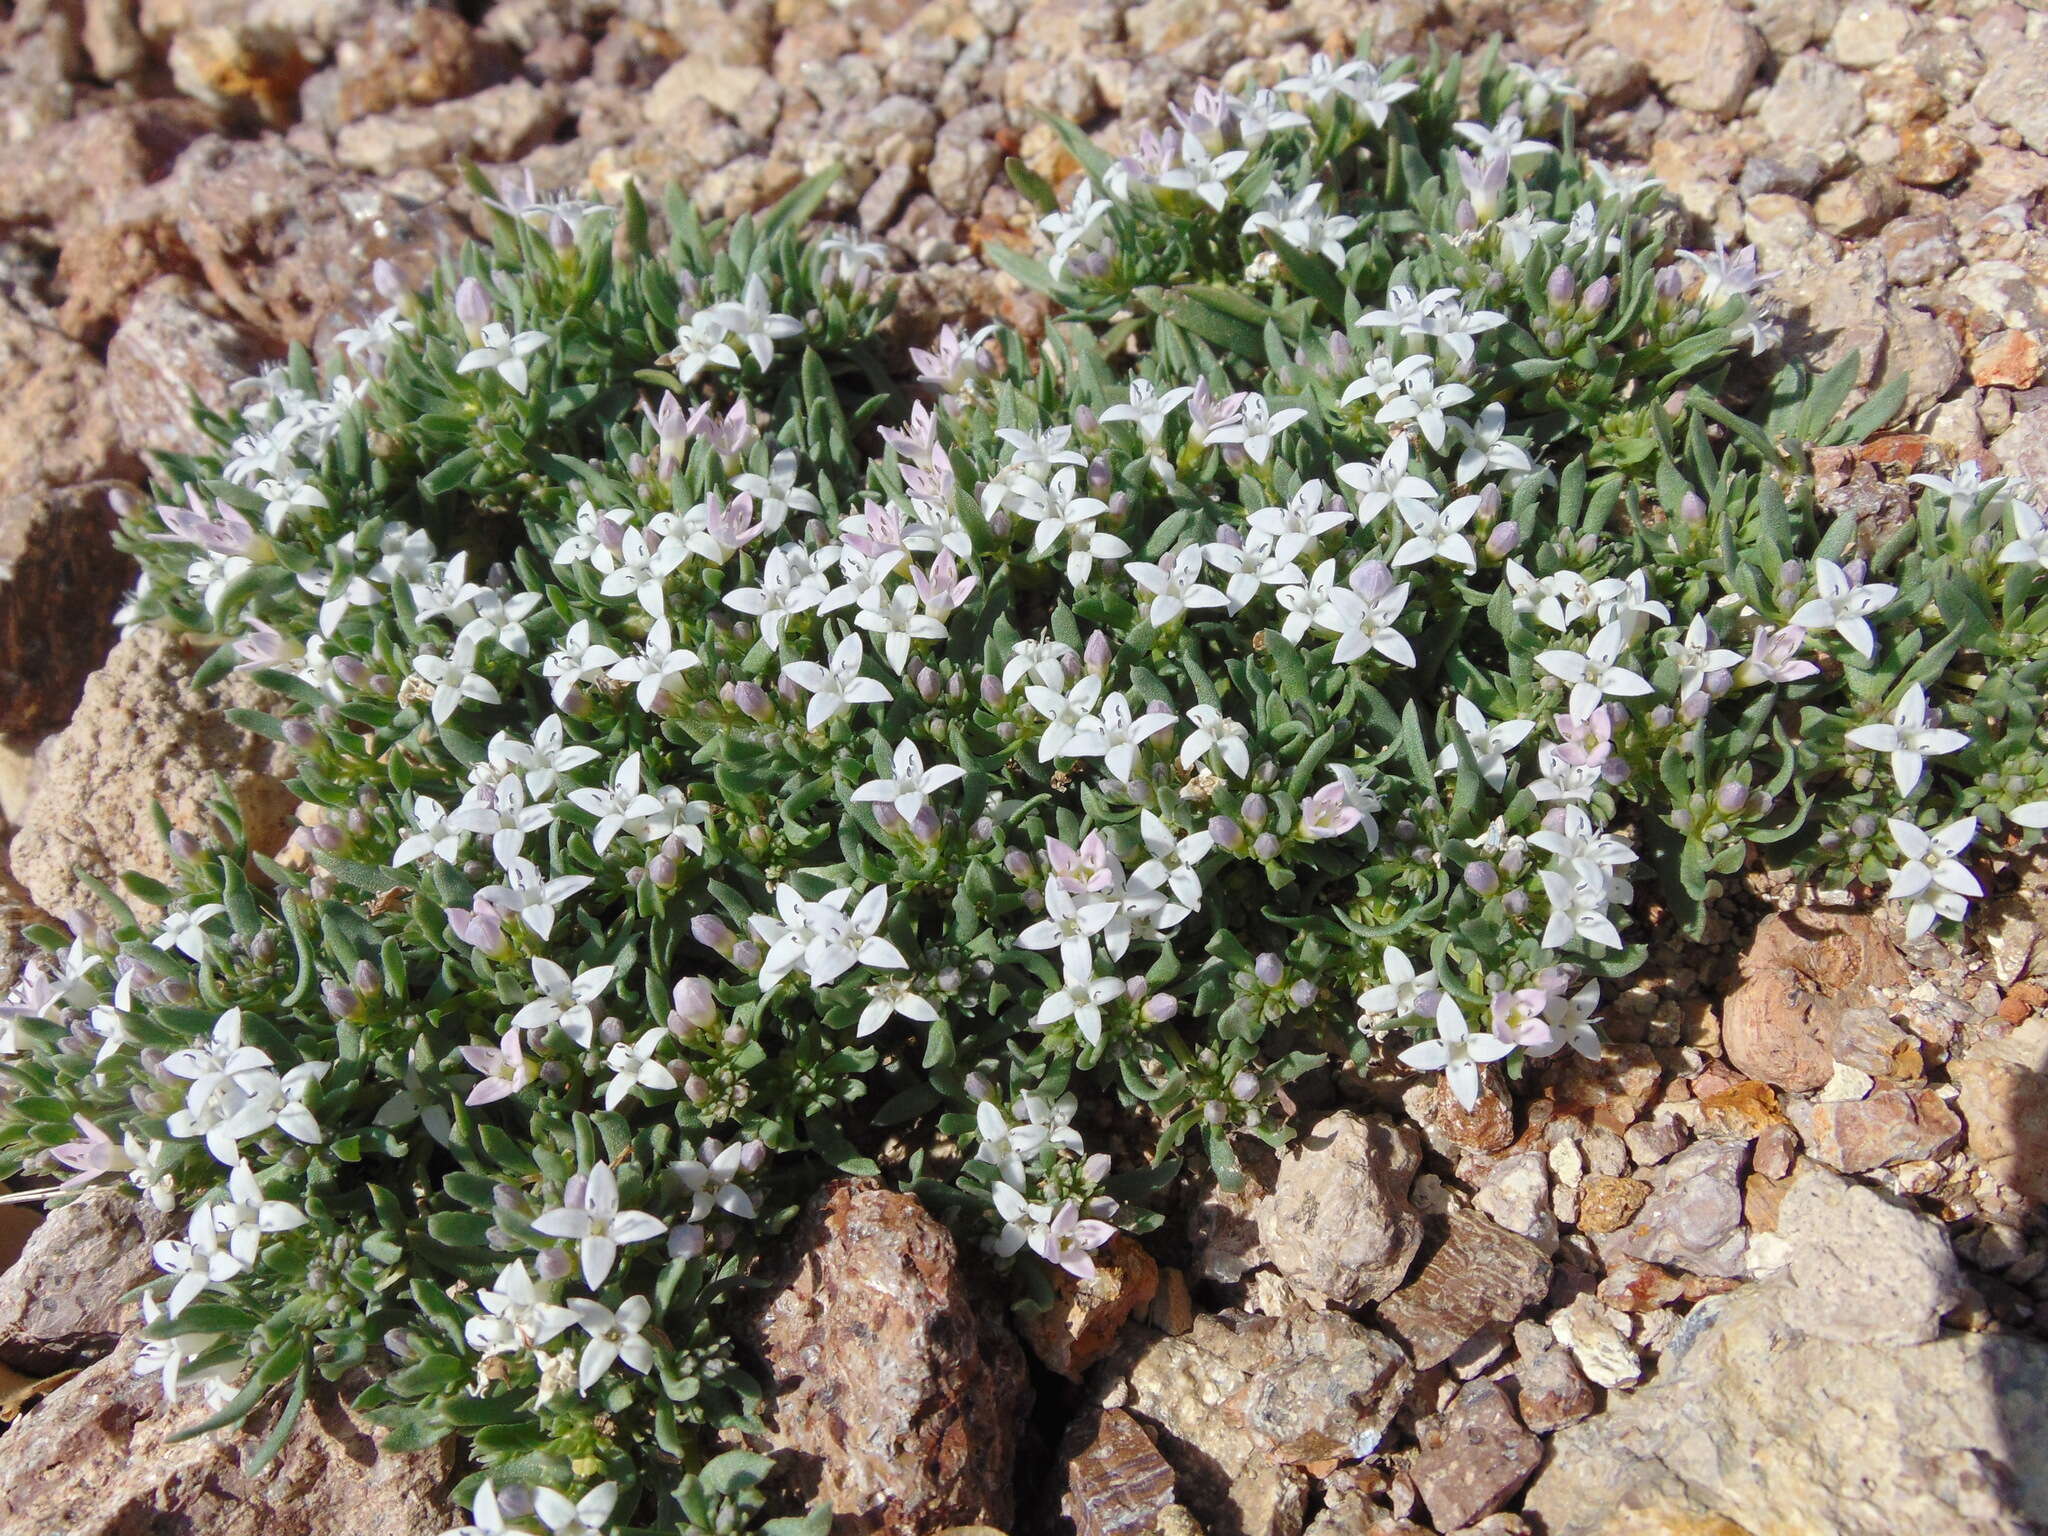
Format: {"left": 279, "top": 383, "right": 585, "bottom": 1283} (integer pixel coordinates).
{"left": 459, "top": 1028, "right": 531, "bottom": 1105}
{"left": 1300, "top": 782, "right": 1363, "bottom": 839}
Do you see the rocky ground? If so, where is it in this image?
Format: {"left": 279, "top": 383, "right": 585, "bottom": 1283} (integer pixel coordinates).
{"left": 1, "top": 0, "right": 2047, "bottom": 1533}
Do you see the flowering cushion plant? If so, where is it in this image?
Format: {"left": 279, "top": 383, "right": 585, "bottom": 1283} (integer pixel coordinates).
{"left": 4, "top": 41, "right": 2048, "bottom": 1535}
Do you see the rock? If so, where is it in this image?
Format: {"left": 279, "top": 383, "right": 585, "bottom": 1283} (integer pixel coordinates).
{"left": 12, "top": 624, "right": 299, "bottom": 926}
{"left": 1722, "top": 909, "right": 1905, "bottom": 1091}
{"left": 1062, "top": 1410, "right": 1185, "bottom": 1536}
{"left": 1972, "top": 36, "right": 2048, "bottom": 154}
{"left": 1230, "top": 1311, "right": 1413, "bottom": 1465}
{"left": 1879, "top": 211, "right": 1959, "bottom": 288}
{"left": 1894, "top": 120, "right": 1972, "bottom": 187}
{"left": 158, "top": 135, "right": 468, "bottom": 347}
{"left": 1535, "top": 1042, "right": 1662, "bottom": 1133}
{"left": 1411, "top": 1066, "right": 1516, "bottom": 1153}
{"left": 1775, "top": 1168, "right": 1960, "bottom": 1345}
{"left": 1973, "top": 330, "right": 2041, "bottom": 390}
{"left": 1021, "top": 1233, "right": 1158, "bottom": 1379}
{"left": 1739, "top": 151, "right": 1824, "bottom": 198}
{"left": 167, "top": 23, "right": 314, "bottom": 125}
{"left": 1118, "top": 1307, "right": 1412, "bottom": 1535}
{"left": 748, "top": 1179, "right": 1028, "bottom": 1536}
{"left": 1376, "top": 1209, "right": 1552, "bottom": 1370}
{"left": 1575, "top": 1174, "right": 1650, "bottom": 1234}
{"left": 1475, "top": 1151, "right": 1556, "bottom": 1249}
{"left": 1759, "top": 51, "right": 1868, "bottom": 153}
{"left": 0, "top": 101, "right": 222, "bottom": 242}
{"left": 0, "top": 1189, "right": 168, "bottom": 1372}
{"left": 1116, "top": 1321, "right": 1313, "bottom": 1536}
{"left": 328, "top": 8, "right": 482, "bottom": 124}
{"left": 1750, "top": 0, "right": 1839, "bottom": 55}
{"left": 1524, "top": 1171, "right": 2040, "bottom": 1536}
{"left": 1623, "top": 1113, "right": 1689, "bottom": 1167}
{"left": 1549, "top": 1296, "right": 1642, "bottom": 1390}
{"left": 1789, "top": 1086, "right": 1963, "bottom": 1173}
{"left": 1814, "top": 167, "right": 1903, "bottom": 236}
{"left": 0, "top": 300, "right": 136, "bottom": 494}
{"left": 1591, "top": 0, "right": 1766, "bottom": 117}
{"left": 1411, "top": 1378, "right": 1543, "bottom": 1533}
{"left": 1830, "top": 1, "right": 1914, "bottom": 67}
{"left": 105, "top": 274, "right": 273, "bottom": 459}
{"left": 332, "top": 80, "right": 565, "bottom": 177}
{"left": 1616, "top": 1137, "right": 1749, "bottom": 1279}
{"left": 1566, "top": 41, "right": 1649, "bottom": 111}
{"left": 1952, "top": 1057, "right": 2048, "bottom": 1205}
{"left": 1996, "top": 408, "right": 2048, "bottom": 495}
{"left": 1186, "top": 1153, "right": 1270, "bottom": 1286}
{"left": 0, "top": 480, "right": 135, "bottom": 736}
{"left": 1511, "top": 1344, "right": 1598, "bottom": 1431}
{"left": 82, "top": 0, "right": 149, "bottom": 80}
{"left": 0, "top": 1333, "right": 458, "bottom": 1535}
{"left": 1253, "top": 1112, "right": 1423, "bottom": 1307}
{"left": 928, "top": 101, "right": 1008, "bottom": 215}
{"left": 54, "top": 215, "right": 207, "bottom": 348}
{"left": 647, "top": 56, "right": 777, "bottom": 121}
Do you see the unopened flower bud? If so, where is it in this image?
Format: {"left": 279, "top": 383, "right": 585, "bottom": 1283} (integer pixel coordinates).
{"left": 910, "top": 806, "right": 942, "bottom": 845}
{"left": 684, "top": 1074, "right": 710, "bottom": 1103}
{"left": 1221, "top": 442, "right": 1247, "bottom": 470}
{"left": 168, "top": 830, "right": 203, "bottom": 861}
{"left": 1253, "top": 832, "right": 1281, "bottom": 861}
{"left": 1455, "top": 198, "right": 1478, "bottom": 233}
{"left": 668, "top": 1223, "right": 706, "bottom": 1260}
{"left": 535, "top": 1246, "right": 572, "bottom": 1281}
{"left": 980, "top": 673, "right": 1005, "bottom": 706}
{"left": 1074, "top": 404, "right": 1099, "bottom": 436}
{"left": 733, "top": 681, "right": 773, "bottom": 721}
{"left": 1716, "top": 780, "right": 1749, "bottom": 814}
{"left": 1142, "top": 992, "right": 1179, "bottom": 1022}
{"left": 1465, "top": 860, "right": 1500, "bottom": 895}
{"left": 1241, "top": 793, "right": 1269, "bottom": 829}
{"left": 732, "top": 940, "right": 763, "bottom": 972}
{"left": 1084, "top": 630, "right": 1111, "bottom": 675}
{"left": 691, "top": 915, "right": 736, "bottom": 956}
{"left": 916, "top": 666, "right": 940, "bottom": 703}
{"left": 1289, "top": 978, "right": 1316, "bottom": 1007}
{"left": 1649, "top": 705, "right": 1675, "bottom": 730}
{"left": 1485, "top": 521, "right": 1522, "bottom": 557}
{"left": 1581, "top": 275, "right": 1612, "bottom": 315}
{"left": 1002, "top": 847, "right": 1033, "bottom": 880}
{"left": 1088, "top": 455, "right": 1112, "bottom": 495}
{"left": 1503, "top": 889, "right": 1529, "bottom": 917}
{"left": 1547, "top": 264, "right": 1577, "bottom": 310}
{"left": 1679, "top": 690, "right": 1712, "bottom": 724}
{"left": 1204, "top": 1099, "right": 1229, "bottom": 1125}
{"left": 874, "top": 803, "right": 905, "bottom": 833}
{"left": 283, "top": 718, "right": 319, "bottom": 748}
{"left": 454, "top": 276, "right": 491, "bottom": 341}
{"left": 1352, "top": 558, "right": 1394, "bottom": 601}
{"left": 1208, "top": 815, "right": 1244, "bottom": 852}
{"left": 322, "top": 981, "right": 359, "bottom": 1019}
{"left": 1254, "top": 952, "right": 1284, "bottom": 986}
{"left": 650, "top": 853, "right": 679, "bottom": 888}
{"left": 1600, "top": 758, "right": 1630, "bottom": 784}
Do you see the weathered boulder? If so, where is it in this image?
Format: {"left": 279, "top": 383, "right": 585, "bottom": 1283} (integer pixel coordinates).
{"left": 748, "top": 1179, "right": 1029, "bottom": 1536}
{"left": 0, "top": 1188, "right": 168, "bottom": 1373}
{"left": 1252, "top": 1112, "right": 1422, "bottom": 1307}
{"left": 1375, "top": 1209, "right": 1552, "bottom": 1370}
{"left": 0, "top": 480, "right": 135, "bottom": 736}
{"left": 10, "top": 625, "right": 299, "bottom": 926}
{"left": 1525, "top": 1169, "right": 2041, "bottom": 1536}
{"left": 0, "top": 1334, "right": 458, "bottom": 1536}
